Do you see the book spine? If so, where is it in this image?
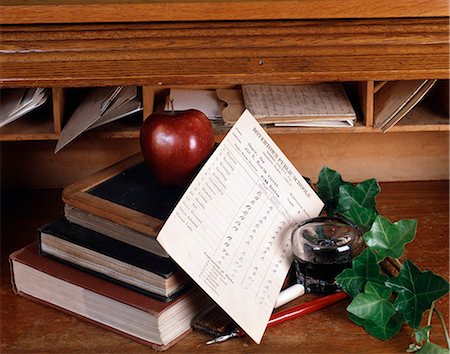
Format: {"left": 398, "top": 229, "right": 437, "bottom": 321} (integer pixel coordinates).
{"left": 9, "top": 252, "right": 19, "bottom": 295}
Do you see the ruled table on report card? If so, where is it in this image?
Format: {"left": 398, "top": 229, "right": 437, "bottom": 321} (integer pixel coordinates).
{"left": 157, "top": 110, "right": 324, "bottom": 343}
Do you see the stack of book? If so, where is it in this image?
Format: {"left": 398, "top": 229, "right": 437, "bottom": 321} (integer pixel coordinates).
{"left": 10, "top": 153, "right": 213, "bottom": 351}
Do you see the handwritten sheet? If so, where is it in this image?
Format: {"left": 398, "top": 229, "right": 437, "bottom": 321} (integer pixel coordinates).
{"left": 157, "top": 110, "right": 323, "bottom": 343}
{"left": 241, "top": 84, "right": 356, "bottom": 123}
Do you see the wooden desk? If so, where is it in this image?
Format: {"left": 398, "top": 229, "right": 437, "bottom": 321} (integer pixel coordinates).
{"left": 1, "top": 182, "right": 448, "bottom": 353}
{"left": 0, "top": 4, "right": 449, "bottom": 350}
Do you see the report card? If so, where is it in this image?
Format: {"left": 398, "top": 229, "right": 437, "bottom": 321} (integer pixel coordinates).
{"left": 157, "top": 110, "right": 324, "bottom": 343}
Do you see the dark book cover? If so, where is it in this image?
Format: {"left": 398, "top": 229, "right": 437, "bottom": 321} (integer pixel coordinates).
{"left": 62, "top": 150, "right": 217, "bottom": 253}
{"left": 87, "top": 162, "right": 186, "bottom": 221}
{"left": 40, "top": 217, "right": 177, "bottom": 277}
{"left": 38, "top": 217, "right": 190, "bottom": 301}
{"left": 61, "top": 154, "right": 186, "bottom": 252}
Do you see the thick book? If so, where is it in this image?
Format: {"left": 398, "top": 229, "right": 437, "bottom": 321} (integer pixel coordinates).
{"left": 62, "top": 153, "right": 187, "bottom": 258}
{"left": 10, "top": 243, "right": 212, "bottom": 351}
{"left": 38, "top": 217, "right": 189, "bottom": 301}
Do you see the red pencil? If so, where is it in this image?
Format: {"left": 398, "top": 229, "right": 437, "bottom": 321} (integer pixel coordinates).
{"left": 268, "top": 291, "right": 348, "bottom": 327}
{"left": 206, "top": 291, "right": 348, "bottom": 344}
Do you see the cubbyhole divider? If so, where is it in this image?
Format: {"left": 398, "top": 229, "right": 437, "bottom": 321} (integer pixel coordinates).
{"left": 52, "top": 87, "right": 64, "bottom": 134}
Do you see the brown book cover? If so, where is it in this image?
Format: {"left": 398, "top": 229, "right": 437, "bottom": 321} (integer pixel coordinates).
{"left": 10, "top": 243, "right": 210, "bottom": 351}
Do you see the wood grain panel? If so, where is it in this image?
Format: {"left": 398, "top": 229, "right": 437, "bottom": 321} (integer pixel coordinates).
{"left": 1, "top": 0, "right": 448, "bottom": 24}
{"left": 1, "top": 131, "right": 448, "bottom": 188}
{"left": 2, "top": 20, "right": 449, "bottom": 41}
{"left": 1, "top": 55, "right": 449, "bottom": 88}
{"left": 1, "top": 19, "right": 448, "bottom": 87}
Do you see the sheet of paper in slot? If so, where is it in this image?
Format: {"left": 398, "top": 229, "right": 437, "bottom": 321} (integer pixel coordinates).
{"left": 275, "top": 119, "right": 354, "bottom": 127}
{"left": 0, "top": 88, "right": 49, "bottom": 128}
{"left": 241, "top": 84, "right": 356, "bottom": 123}
{"left": 55, "top": 86, "right": 142, "bottom": 152}
{"left": 373, "top": 79, "right": 437, "bottom": 132}
{"left": 157, "top": 110, "right": 324, "bottom": 343}
{"left": 164, "top": 89, "right": 222, "bottom": 120}
{"left": 88, "top": 86, "right": 142, "bottom": 130}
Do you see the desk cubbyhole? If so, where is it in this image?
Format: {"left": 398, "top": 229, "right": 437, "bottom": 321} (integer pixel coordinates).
{"left": 395, "top": 79, "right": 449, "bottom": 129}
{"left": 373, "top": 79, "right": 449, "bottom": 132}
{"left": 150, "top": 82, "right": 367, "bottom": 132}
{"left": 58, "top": 86, "right": 144, "bottom": 139}
{"left": 0, "top": 87, "right": 54, "bottom": 140}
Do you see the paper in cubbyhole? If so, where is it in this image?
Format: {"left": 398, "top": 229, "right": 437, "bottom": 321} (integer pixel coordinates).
{"left": 55, "top": 86, "right": 142, "bottom": 153}
{"left": 0, "top": 88, "right": 49, "bottom": 128}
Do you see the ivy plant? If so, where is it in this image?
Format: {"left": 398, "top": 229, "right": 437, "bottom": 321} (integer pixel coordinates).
{"left": 316, "top": 166, "right": 450, "bottom": 353}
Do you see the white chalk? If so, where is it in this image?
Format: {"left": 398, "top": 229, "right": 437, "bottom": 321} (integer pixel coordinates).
{"left": 274, "top": 283, "right": 305, "bottom": 309}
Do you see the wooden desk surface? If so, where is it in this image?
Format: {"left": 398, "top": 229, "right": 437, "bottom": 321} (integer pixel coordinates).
{"left": 1, "top": 182, "right": 449, "bottom": 353}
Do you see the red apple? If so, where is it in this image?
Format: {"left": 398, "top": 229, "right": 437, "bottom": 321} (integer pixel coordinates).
{"left": 140, "top": 109, "right": 215, "bottom": 187}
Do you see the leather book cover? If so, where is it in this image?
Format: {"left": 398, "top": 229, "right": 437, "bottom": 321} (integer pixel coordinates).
{"left": 9, "top": 243, "right": 206, "bottom": 351}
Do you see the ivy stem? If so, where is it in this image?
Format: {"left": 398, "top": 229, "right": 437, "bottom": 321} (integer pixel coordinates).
{"left": 386, "top": 256, "right": 402, "bottom": 272}
{"left": 433, "top": 307, "right": 450, "bottom": 349}
{"left": 392, "top": 258, "right": 403, "bottom": 270}
{"left": 427, "top": 302, "right": 435, "bottom": 327}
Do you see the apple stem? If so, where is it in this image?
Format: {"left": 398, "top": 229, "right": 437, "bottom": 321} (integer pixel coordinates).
{"left": 170, "top": 99, "right": 175, "bottom": 115}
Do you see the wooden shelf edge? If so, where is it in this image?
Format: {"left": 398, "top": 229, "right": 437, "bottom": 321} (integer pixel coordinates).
{"left": 1, "top": 124, "right": 449, "bottom": 141}
{"left": 0, "top": 133, "right": 60, "bottom": 141}
{"left": 388, "top": 124, "right": 450, "bottom": 133}
{"left": 2, "top": 70, "right": 449, "bottom": 89}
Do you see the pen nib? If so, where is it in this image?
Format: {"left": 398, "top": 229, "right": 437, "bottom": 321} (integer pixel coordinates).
{"left": 206, "top": 331, "right": 239, "bottom": 345}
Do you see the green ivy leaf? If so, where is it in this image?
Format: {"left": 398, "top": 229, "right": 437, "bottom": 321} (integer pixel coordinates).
{"left": 336, "top": 248, "right": 388, "bottom": 298}
{"left": 417, "top": 341, "right": 450, "bottom": 354}
{"left": 340, "top": 203, "right": 378, "bottom": 231}
{"left": 349, "top": 312, "right": 404, "bottom": 341}
{"left": 337, "top": 179, "right": 380, "bottom": 213}
{"left": 363, "top": 216, "right": 417, "bottom": 262}
{"left": 317, "top": 166, "right": 345, "bottom": 216}
{"left": 347, "top": 281, "right": 396, "bottom": 327}
{"left": 385, "top": 260, "right": 450, "bottom": 329}
{"left": 355, "top": 179, "right": 381, "bottom": 210}
{"left": 336, "top": 180, "right": 380, "bottom": 231}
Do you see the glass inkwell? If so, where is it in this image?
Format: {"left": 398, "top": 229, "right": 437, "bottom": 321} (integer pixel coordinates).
{"left": 291, "top": 216, "right": 364, "bottom": 294}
